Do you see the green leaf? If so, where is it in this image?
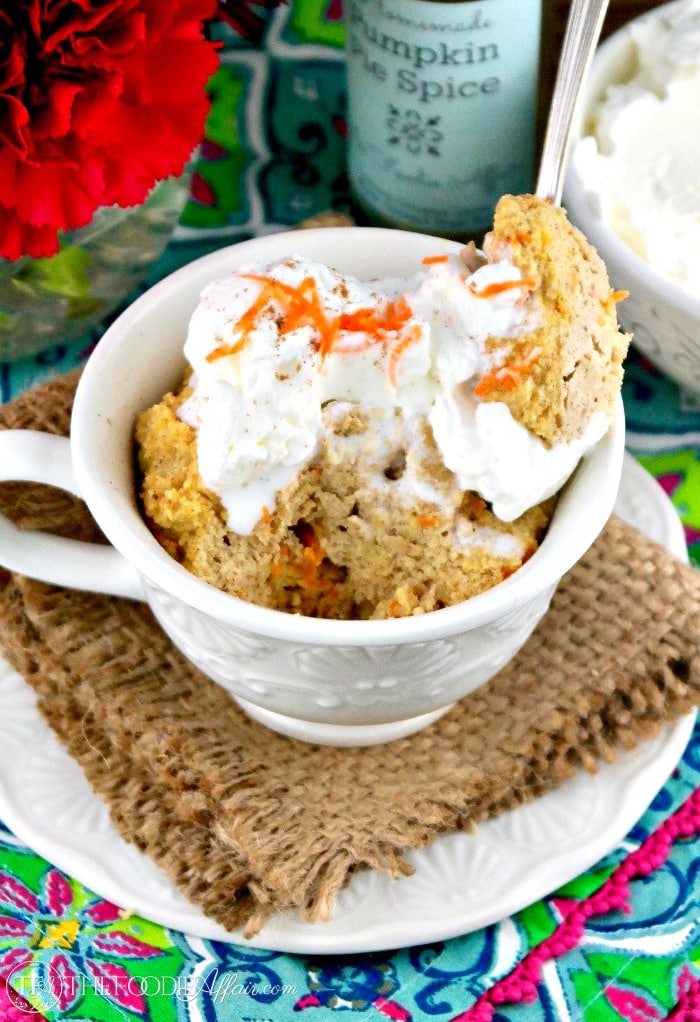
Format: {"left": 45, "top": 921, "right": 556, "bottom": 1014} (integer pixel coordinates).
{"left": 0, "top": 310, "right": 18, "bottom": 332}
{"left": 67, "top": 295, "right": 103, "bottom": 319}
{"left": 16, "top": 245, "right": 93, "bottom": 301}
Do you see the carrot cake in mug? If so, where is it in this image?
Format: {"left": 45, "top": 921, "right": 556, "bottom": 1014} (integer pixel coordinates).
{"left": 134, "top": 194, "right": 629, "bottom": 619}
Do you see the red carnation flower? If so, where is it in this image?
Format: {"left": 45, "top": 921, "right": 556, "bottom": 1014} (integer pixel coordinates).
{"left": 0, "top": 0, "right": 219, "bottom": 260}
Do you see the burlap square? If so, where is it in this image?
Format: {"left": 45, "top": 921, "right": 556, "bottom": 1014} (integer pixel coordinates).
{"left": 1, "top": 371, "right": 699, "bottom": 937}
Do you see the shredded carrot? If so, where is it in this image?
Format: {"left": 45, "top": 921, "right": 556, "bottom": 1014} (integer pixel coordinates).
{"left": 237, "top": 281, "right": 278, "bottom": 329}
{"left": 318, "top": 316, "right": 341, "bottom": 359}
{"left": 417, "top": 513, "right": 439, "bottom": 527}
{"left": 209, "top": 276, "right": 306, "bottom": 362}
{"left": 604, "top": 288, "right": 629, "bottom": 311}
{"left": 205, "top": 271, "right": 423, "bottom": 386}
{"left": 387, "top": 294, "right": 413, "bottom": 327}
{"left": 300, "top": 537, "right": 326, "bottom": 589}
{"left": 422, "top": 254, "right": 449, "bottom": 265}
{"left": 338, "top": 295, "right": 414, "bottom": 338}
{"left": 474, "top": 368, "right": 520, "bottom": 396}
{"left": 386, "top": 325, "right": 422, "bottom": 388}
{"left": 206, "top": 279, "right": 279, "bottom": 362}
{"left": 242, "top": 273, "right": 310, "bottom": 302}
{"left": 269, "top": 541, "right": 289, "bottom": 581}
{"left": 267, "top": 522, "right": 345, "bottom": 614}
{"left": 329, "top": 332, "right": 381, "bottom": 356}
{"left": 206, "top": 273, "right": 338, "bottom": 363}
{"left": 335, "top": 308, "right": 382, "bottom": 338}
{"left": 474, "top": 348, "right": 541, "bottom": 397}
{"left": 334, "top": 294, "right": 420, "bottom": 385}
{"left": 205, "top": 336, "right": 247, "bottom": 363}
{"left": 470, "top": 277, "right": 536, "bottom": 299}
{"left": 287, "top": 521, "right": 326, "bottom": 590}
{"left": 279, "top": 276, "right": 330, "bottom": 337}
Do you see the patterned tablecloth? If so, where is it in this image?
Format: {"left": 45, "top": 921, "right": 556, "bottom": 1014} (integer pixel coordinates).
{"left": 2, "top": 3, "right": 700, "bottom": 1020}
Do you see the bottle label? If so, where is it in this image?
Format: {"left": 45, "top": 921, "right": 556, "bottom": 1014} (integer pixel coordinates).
{"left": 345, "top": 0, "right": 542, "bottom": 234}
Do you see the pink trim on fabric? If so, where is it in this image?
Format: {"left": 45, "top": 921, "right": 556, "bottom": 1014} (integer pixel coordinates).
{"left": 458, "top": 787, "right": 700, "bottom": 1022}
{"left": 0, "top": 975, "right": 47, "bottom": 1020}
{"left": 665, "top": 972, "right": 700, "bottom": 1020}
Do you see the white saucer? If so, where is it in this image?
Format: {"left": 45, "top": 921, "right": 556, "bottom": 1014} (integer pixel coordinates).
{"left": 0, "top": 453, "right": 694, "bottom": 954}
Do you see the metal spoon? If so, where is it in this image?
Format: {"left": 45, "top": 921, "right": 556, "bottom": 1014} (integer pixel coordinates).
{"left": 535, "top": 0, "right": 610, "bottom": 204}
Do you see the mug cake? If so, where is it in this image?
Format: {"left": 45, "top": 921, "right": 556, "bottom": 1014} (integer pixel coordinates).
{"left": 135, "top": 194, "right": 629, "bottom": 619}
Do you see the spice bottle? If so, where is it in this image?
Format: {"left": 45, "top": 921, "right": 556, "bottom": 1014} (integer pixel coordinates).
{"left": 344, "top": 0, "right": 556, "bottom": 242}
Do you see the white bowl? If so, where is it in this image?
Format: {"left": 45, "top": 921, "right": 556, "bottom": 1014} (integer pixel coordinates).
{"left": 563, "top": 0, "right": 700, "bottom": 394}
{"left": 0, "top": 227, "right": 625, "bottom": 747}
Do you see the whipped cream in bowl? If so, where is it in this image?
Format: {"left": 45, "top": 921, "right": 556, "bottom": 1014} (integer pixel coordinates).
{"left": 564, "top": 0, "right": 700, "bottom": 394}
{"left": 571, "top": 0, "right": 700, "bottom": 295}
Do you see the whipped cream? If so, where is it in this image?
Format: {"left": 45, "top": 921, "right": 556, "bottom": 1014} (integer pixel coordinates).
{"left": 178, "top": 253, "right": 601, "bottom": 534}
{"left": 572, "top": 0, "right": 700, "bottom": 295}
{"left": 429, "top": 399, "right": 609, "bottom": 521}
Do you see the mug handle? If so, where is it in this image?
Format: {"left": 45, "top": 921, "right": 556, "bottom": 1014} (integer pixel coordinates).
{"left": 0, "top": 430, "right": 144, "bottom": 601}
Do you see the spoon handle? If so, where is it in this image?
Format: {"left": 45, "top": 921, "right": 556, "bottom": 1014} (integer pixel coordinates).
{"left": 536, "top": 0, "right": 610, "bottom": 205}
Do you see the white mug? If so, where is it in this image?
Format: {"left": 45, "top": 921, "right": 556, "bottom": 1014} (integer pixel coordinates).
{"left": 0, "top": 227, "right": 625, "bottom": 746}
